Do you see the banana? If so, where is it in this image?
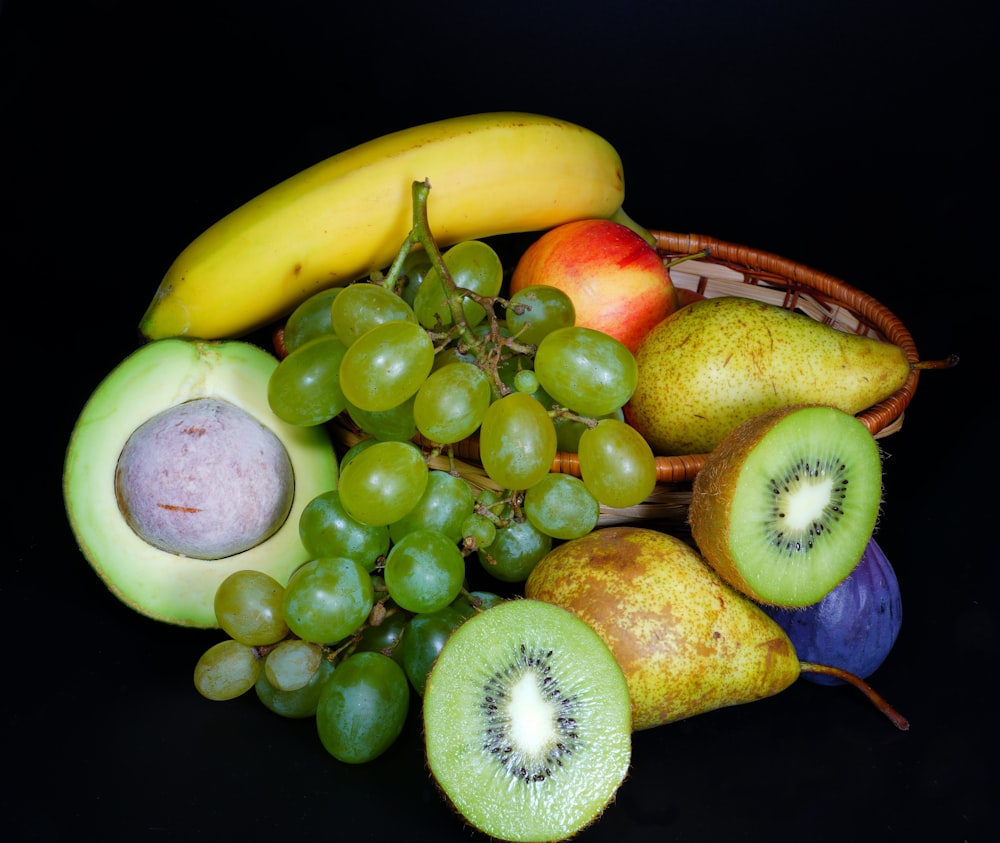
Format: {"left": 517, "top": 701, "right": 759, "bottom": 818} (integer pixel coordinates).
{"left": 140, "top": 112, "right": 626, "bottom": 340}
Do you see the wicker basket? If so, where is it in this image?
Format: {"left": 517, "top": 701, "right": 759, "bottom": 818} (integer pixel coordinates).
{"left": 326, "top": 229, "right": 922, "bottom": 527}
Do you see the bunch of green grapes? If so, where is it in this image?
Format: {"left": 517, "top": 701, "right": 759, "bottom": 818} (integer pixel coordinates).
{"left": 269, "top": 238, "right": 657, "bottom": 528}
{"left": 193, "top": 559, "right": 503, "bottom": 764}
{"left": 196, "top": 220, "right": 661, "bottom": 764}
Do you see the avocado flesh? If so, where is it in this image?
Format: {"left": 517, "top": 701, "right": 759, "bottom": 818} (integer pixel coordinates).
{"left": 63, "top": 338, "right": 339, "bottom": 628}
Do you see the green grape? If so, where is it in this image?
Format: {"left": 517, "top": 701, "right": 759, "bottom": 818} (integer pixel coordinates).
{"left": 552, "top": 416, "right": 586, "bottom": 452}
{"left": 316, "top": 651, "right": 410, "bottom": 764}
{"left": 413, "top": 362, "right": 491, "bottom": 444}
{"left": 464, "top": 321, "right": 535, "bottom": 398}
{"left": 346, "top": 394, "right": 417, "bottom": 442}
{"left": 451, "top": 589, "right": 505, "bottom": 618}
{"left": 553, "top": 407, "right": 623, "bottom": 452}
{"left": 477, "top": 516, "right": 552, "bottom": 582}
{"left": 193, "top": 639, "right": 260, "bottom": 701}
{"left": 299, "top": 489, "right": 389, "bottom": 572}
{"left": 495, "top": 354, "right": 535, "bottom": 397}
{"left": 506, "top": 285, "right": 576, "bottom": 346}
{"left": 255, "top": 652, "right": 336, "bottom": 718}
{"left": 389, "top": 470, "right": 475, "bottom": 544}
{"left": 283, "top": 557, "right": 374, "bottom": 644}
{"left": 577, "top": 418, "right": 658, "bottom": 508}
{"left": 523, "top": 472, "right": 601, "bottom": 540}
{"left": 213, "top": 570, "right": 289, "bottom": 646}
{"left": 526, "top": 381, "right": 557, "bottom": 411}
{"left": 534, "top": 326, "right": 638, "bottom": 417}
{"left": 383, "top": 529, "right": 466, "bottom": 614}
{"left": 353, "top": 607, "right": 411, "bottom": 665}
{"left": 513, "top": 369, "right": 539, "bottom": 394}
{"left": 338, "top": 436, "right": 378, "bottom": 470}
{"left": 439, "top": 320, "right": 526, "bottom": 399}
{"left": 339, "top": 320, "right": 435, "bottom": 412}
{"left": 475, "top": 488, "right": 503, "bottom": 510}
{"left": 263, "top": 638, "right": 323, "bottom": 691}
{"left": 330, "top": 282, "right": 417, "bottom": 347}
{"left": 282, "top": 287, "right": 341, "bottom": 354}
{"left": 337, "top": 440, "right": 429, "bottom": 526}
{"left": 431, "top": 343, "right": 474, "bottom": 372}
{"left": 460, "top": 512, "right": 497, "bottom": 551}
{"left": 267, "top": 334, "right": 349, "bottom": 426}
{"left": 413, "top": 240, "right": 503, "bottom": 329}
{"left": 478, "top": 391, "right": 557, "bottom": 490}
{"left": 399, "top": 251, "right": 433, "bottom": 308}
{"left": 399, "top": 605, "right": 467, "bottom": 695}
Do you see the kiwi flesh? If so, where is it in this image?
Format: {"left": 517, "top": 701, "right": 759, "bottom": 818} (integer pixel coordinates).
{"left": 689, "top": 404, "right": 882, "bottom": 607}
{"left": 422, "top": 598, "right": 632, "bottom": 843}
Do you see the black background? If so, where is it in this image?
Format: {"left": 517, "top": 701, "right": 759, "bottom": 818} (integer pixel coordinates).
{"left": 3, "top": 1, "right": 994, "bottom": 840}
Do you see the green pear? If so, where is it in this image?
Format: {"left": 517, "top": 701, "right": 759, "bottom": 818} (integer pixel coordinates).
{"left": 524, "top": 525, "right": 801, "bottom": 730}
{"left": 623, "top": 296, "right": 912, "bottom": 455}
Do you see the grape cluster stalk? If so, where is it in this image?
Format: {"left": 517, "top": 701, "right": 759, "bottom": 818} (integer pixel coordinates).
{"left": 193, "top": 181, "right": 660, "bottom": 763}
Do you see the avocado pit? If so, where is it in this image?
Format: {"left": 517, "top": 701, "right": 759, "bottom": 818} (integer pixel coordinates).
{"left": 115, "top": 397, "right": 294, "bottom": 559}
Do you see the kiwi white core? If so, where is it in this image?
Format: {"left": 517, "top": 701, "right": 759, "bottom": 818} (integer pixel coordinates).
{"left": 507, "top": 673, "right": 560, "bottom": 756}
{"left": 781, "top": 475, "right": 835, "bottom": 532}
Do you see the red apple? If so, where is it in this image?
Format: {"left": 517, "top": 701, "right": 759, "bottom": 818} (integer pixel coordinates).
{"left": 509, "top": 219, "right": 677, "bottom": 353}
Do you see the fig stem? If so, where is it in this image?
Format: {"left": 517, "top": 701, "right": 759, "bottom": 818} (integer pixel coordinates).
{"left": 798, "top": 662, "right": 910, "bottom": 731}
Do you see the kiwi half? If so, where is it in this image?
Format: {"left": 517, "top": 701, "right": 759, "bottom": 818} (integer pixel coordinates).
{"left": 689, "top": 404, "right": 882, "bottom": 607}
{"left": 422, "top": 598, "right": 632, "bottom": 843}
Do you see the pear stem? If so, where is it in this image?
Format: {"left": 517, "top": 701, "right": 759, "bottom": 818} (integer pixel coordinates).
{"left": 913, "top": 353, "right": 960, "bottom": 370}
{"left": 798, "top": 662, "right": 910, "bottom": 730}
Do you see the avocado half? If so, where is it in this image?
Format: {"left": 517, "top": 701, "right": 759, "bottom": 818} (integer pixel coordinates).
{"left": 63, "top": 338, "right": 339, "bottom": 628}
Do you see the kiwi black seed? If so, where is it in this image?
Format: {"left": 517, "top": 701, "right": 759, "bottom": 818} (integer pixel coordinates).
{"left": 422, "top": 598, "right": 632, "bottom": 843}
{"left": 689, "top": 404, "right": 882, "bottom": 608}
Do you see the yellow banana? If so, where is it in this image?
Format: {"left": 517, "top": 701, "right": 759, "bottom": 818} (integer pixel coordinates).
{"left": 140, "top": 112, "right": 626, "bottom": 340}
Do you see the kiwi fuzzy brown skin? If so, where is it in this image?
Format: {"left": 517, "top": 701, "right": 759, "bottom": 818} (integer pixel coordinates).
{"left": 689, "top": 404, "right": 883, "bottom": 608}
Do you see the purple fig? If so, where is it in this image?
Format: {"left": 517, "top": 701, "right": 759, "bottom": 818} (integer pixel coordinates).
{"left": 761, "top": 538, "right": 902, "bottom": 686}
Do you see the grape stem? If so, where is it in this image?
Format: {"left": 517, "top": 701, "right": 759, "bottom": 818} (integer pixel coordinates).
{"left": 456, "top": 587, "right": 491, "bottom": 612}
{"left": 474, "top": 494, "right": 521, "bottom": 528}
{"left": 377, "top": 181, "right": 542, "bottom": 400}
{"left": 549, "top": 406, "right": 600, "bottom": 429}
{"left": 376, "top": 180, "right": 478, "bottom": 346}
{"left": 375, "top": 181, "right": 605, "bottom": 478}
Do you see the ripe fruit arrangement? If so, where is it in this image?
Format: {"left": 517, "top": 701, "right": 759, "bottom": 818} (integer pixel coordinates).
{"left": 63, "top": 113, "right": 958, "bottom": 843}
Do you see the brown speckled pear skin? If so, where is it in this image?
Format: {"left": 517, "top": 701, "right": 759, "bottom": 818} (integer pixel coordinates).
{"left": 523, "top": 526, "right": 800, "bottom": 731}
{"left": 623, "top": 296, "right": 911, "bottom": 456}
